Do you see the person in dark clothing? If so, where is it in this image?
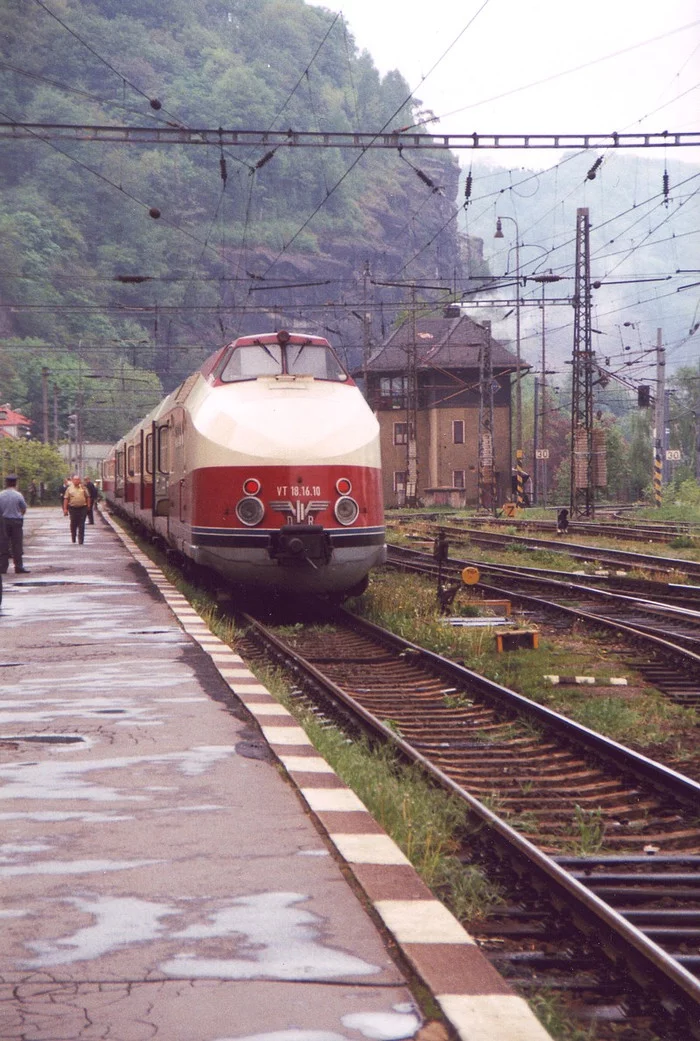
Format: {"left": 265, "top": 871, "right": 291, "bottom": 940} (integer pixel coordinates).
{"left": 0, "top": 475, "right": 30, "bottom": 573}
{"left": 557, "top": 508, "right": 570, "bottom": 534}
{"left": 85, "top": 479, "right": 99, "bottom": 524}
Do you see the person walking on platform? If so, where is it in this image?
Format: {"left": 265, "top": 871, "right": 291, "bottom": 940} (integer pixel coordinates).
{"left": 63, "top": 474, "right": 91, "bottom": 544}
{"left": 85, "top": 479, "right": 99, "bottom": 524}
{"left": 0, "top": 475, "right": 30, "bottom": 573}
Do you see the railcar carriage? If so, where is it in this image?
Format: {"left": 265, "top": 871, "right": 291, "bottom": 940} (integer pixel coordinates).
{"left": 102, "top": 330, "right": 386, "bottom": 597}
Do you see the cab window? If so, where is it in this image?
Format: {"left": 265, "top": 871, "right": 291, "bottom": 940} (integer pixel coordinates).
{"left": 286, "top": 344, "right": 346, "bottom": 381}
{"left": 219, "top": 344, "right": 282, "bottom": 381}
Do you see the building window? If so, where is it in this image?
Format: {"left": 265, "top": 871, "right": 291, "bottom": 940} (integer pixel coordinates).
{"left": 453, "top": 419, "right": 464, "bottom": 444}
{"left": 452, "top": 470, "right": 465, "bottom": 489}
{"left": 379, "top": 376, "right": 408, "bottom": 409}
{"left": 393, "top": 471, "right": 408, "bottom": 492}
{"left": 393, "top": 421, "right": 414, "bottom": 445}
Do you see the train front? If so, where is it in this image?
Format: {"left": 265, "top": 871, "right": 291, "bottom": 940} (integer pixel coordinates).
{"left": 187, "top": 331, "right": 386, "bottom": 596}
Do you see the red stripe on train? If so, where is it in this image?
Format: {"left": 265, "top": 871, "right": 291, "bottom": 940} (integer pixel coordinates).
{"left": 191, "top": 464, "right": 384, "bottom": 528}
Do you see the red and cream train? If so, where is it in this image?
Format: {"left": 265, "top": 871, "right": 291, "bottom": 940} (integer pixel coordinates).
{"left": 102, "top": 330, "right": 386, "bottom": 597}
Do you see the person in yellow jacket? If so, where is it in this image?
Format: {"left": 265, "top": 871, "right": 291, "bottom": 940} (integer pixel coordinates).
{"left": 63, "top": 474, "right": 91, "bottom": 545}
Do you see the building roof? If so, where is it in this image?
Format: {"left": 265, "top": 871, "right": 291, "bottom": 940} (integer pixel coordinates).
{"left": 0, "top": 405, "right": 32, "bottom": 439}
{"left": 364, "top": 312, "right": 524, "bottom": 374}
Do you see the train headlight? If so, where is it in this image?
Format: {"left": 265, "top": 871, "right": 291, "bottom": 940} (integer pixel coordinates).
{"left": 334, "top": 495, "right": 359, "bottom": 526}
{"left": 236, "top": 496, "right": 265, "bottom": 526}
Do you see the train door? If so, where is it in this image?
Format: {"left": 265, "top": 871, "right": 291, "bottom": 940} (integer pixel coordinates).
{"left": 154, "top": 420, "right": 171, "bottom": 521}
{"left": 144, "top": 425, "right": 154, "bottom": 513}
{"left": 115, "top": 445, "right": 125, "bottom": 500}
{"left": 139, "top": 429, "right": 146, "bottom": 510}
{"left": 170, "top": 407, "right": 187, "bottom": 524}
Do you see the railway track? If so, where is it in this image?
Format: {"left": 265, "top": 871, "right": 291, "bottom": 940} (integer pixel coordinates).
{"left": 236, "top": 605, "right": 700, "bottom": 1039}
{"left": 393, "top": 522, "right": 700, "bottom": 582}
{"left": 463, "top": 517, "right": 696, "bottom": 545}
{"left": 387, "top": 544, "right": 700, "bottom": 711}
{"left": 391, "top": 512, "right": 699, "bottom": 545}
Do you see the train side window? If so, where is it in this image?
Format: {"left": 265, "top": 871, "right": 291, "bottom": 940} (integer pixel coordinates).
{"left": 219, "top": 344, "right": 282, "bottom": 381}
{"left": 116, "top": 451, "right": 124, "bottom": 477}
{"left": 145, "top": 434, "right": 154, "bottom": 475}
{"left": 127, "top": 445, "right": 135, "bottom": 477}
{"left": 157, "top": 426, "right": 170, "bottom": 473}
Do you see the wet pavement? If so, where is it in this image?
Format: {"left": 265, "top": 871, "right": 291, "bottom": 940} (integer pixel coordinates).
{"left": 0, "top": 507, "right": 553, "bottom": 1041}
{"left": 0, "top": 508, "right": 420, "bottom": 1041}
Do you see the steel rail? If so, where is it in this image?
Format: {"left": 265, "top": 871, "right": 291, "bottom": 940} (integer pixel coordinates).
{"left": 240, "top": 607, "right": 700, "bottom": 1021}
{"left": 437, "top": 525, "right": 700, "bottom": 581}
{"left": 387, "top": 544, "right": 700, "bottom": 704}
{"left": 390, "top": 542, "right": 700, "bottom": 606}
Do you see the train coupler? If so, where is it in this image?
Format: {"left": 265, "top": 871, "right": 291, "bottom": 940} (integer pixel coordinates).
{"left": 268, "top": 524, "right": 332, "bottom": 568}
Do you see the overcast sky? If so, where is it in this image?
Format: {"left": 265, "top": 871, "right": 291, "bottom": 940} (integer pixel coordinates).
{"left": 310, "top": 0, "right": 700, "bottom": 164}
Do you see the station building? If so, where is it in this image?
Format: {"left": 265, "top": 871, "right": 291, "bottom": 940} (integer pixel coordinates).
{"left": 363, "top": 309, "right": 523, "bottom": 508}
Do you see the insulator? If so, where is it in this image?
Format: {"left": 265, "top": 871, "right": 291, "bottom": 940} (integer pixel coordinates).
{"left": 663, "top": 169, "right": 670, "bottom": 204}
{"left": 464, "top": 173, "right": 472, "bottom": 201}
{"left": 148, "top": 207, "right": 161, "bottom": 219}
{"left": 255, "top": 150, "right": 276, "bottom": 170}
{"left": 219, "top": 155, "right": 228, "bottom": 184}
{"left": 150, "top": 98, "right": 162, "bottom": 110}
{"left": 416, "top": 168, "right": 435, "bottom": 190}
{"left": 586, "top": 157, "right": 603, "bottom": 180}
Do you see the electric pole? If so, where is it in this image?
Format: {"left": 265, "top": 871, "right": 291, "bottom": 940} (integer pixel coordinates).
{"left": 570, "top": 208, "right": 595, "bottom": 517}
{"left": 654, "top": 329, "right": 665, "bottom": 507}
{"left": 478, "top": 320, "right": 496, "bottom": 514}
{"left": 41, "top": 367, "right": 49, "bottom": 443}
{"left": 406, "top": 284, "right": 418, "bottom": 507}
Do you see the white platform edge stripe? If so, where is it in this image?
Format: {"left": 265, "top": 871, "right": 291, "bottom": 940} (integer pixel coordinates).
{"left": 437, "top": 994, "right": 554, "bottom": 1040}
{"left": 329, "top": 833, "right": 411, "bottom": 866}
{"left": 300, "top": 788, "right": 368, "bottom": 812}
{"left": 228, "top": 685, "right": 272, "bottom": 696}
{"left": 278, "top": 755, "right": 335, "bottom": 773}
{"left": 245, "top": 703, "right": 293, "bottom": 717}
{"left": 374, "top": 899, "right": 475, "bottom": 945}
{"left": 261, "top": 726, "right": 313, "bottom": 746}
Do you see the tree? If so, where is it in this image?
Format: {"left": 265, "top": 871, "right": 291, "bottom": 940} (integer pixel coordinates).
{"left": 0, "top": 439, "right": 65, "bottom": 495}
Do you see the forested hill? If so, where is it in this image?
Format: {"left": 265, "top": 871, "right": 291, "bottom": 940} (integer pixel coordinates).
{"left": 1, "top": 0, "right": 482, "bottom": 441}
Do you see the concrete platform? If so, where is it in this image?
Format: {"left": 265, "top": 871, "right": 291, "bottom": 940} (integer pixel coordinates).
{"left": 0, "top": 507, "right": 552, "bottom": 1041}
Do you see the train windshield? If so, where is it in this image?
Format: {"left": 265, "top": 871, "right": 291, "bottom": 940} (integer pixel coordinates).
{"left": 286, "top": 344, "right": 346, "bottom": 381}
{"left": 219, "top": 341, "right": 347, "bottom": 382}
{"left": 220, "top": 344, "right": 283, "bottom": 381}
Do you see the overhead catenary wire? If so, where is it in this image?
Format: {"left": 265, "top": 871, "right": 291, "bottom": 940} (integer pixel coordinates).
{"left": 2, "top": 5, "right": 695, "bottom": 374}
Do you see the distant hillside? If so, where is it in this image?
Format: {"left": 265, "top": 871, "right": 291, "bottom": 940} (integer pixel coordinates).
{"left": 0, "top": 0, "right": 486, "bottom": 440}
